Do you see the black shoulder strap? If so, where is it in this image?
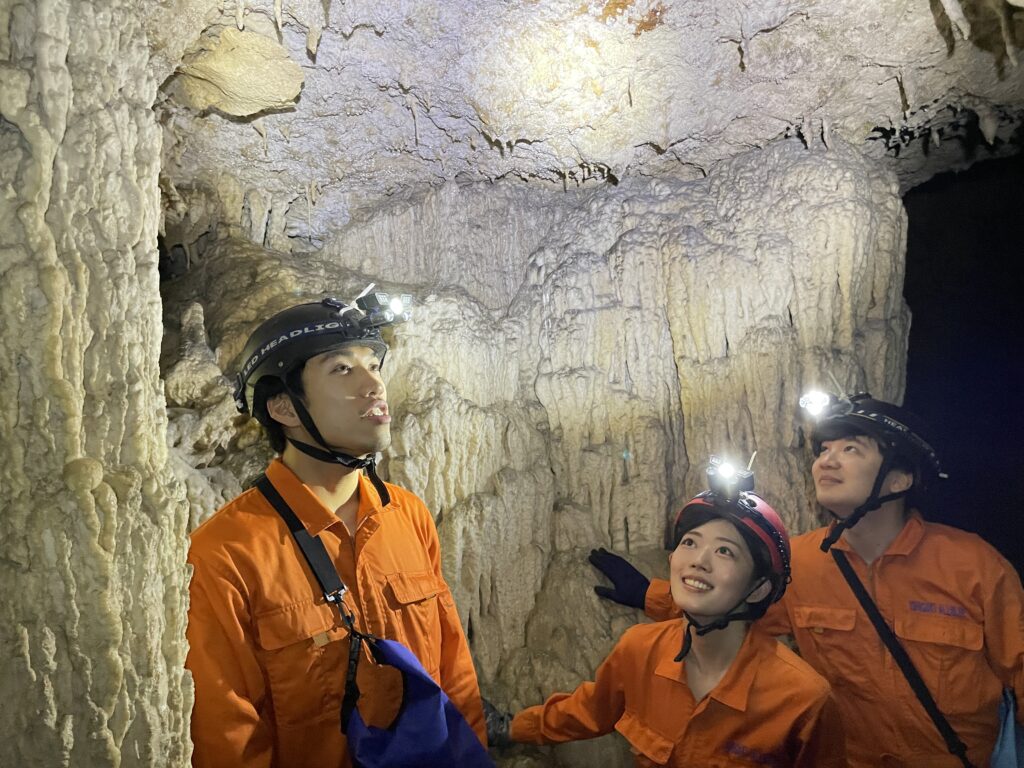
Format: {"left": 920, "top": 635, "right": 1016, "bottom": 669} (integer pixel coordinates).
{"left": 255, "top": 474, "right": 370, "bottom": 734}
{"left": 831, "top": 549, "right": 974, "bottom": 768}
{"left": 256, "top": 475, "right": 348, "bottom": 605}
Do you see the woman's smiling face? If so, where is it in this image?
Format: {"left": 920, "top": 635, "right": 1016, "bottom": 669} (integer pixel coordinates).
{"left": 669, "top": 517, "right": 760, "bottom": 621}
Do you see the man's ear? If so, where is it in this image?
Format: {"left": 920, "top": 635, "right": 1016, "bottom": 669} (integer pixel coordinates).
{"left": 266, "top": 392, "right": 301, "bottom": 428}
{"left": 886, "top": 468, "right": 914, "bottom": 494}
{"left": 746, "top": 578, "right": 773, "bottom": 606}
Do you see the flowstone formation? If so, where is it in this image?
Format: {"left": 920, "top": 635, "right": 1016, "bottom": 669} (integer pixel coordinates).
{"left": 162, "top": 138, "right": 908, "bottom": 767}
{"left": 0, "top": 1, "right": 190, "bottom": 765}
{"left": 1, "top": 0, "right": 1020, "bottom": 765}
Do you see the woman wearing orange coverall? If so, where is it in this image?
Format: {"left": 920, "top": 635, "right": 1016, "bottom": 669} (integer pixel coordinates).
{"left": 488, "top": 466, "right": 846, "bottom": 767}
{"left": 595, "top": 393, "right": 1024, "bottom": 767}
{"left": 186, "top": 297, "right": 485, "bottom": 768}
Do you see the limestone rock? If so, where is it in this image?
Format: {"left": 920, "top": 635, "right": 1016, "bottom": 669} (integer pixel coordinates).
{"left": 0, "top": 1, "right": 190, "bottom": 765}
{"left": 148, "top": 0, "right": 1024, "bottom": 250}
{"left": 1, "top": 0, "right": 994, "bottom": 765}
{"left": 158, "top": 137, "right": 908, "bottom": 767}
{"left": 174, "top": 26, "right": 304, "bottom": 117}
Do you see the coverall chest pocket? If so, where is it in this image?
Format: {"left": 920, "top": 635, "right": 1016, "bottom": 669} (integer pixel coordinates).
{"left": 793, "top": 605, "right": 859, "bottom": 688}
{"left": 255, "top": 599, "right": 346, "bottom": 728}
{"left": 893, "top": 612, "right": 985, "bottom": 715}
{"left": 615, "top": 710, "right": 674, "bottom": 766}
{"left": 384, "top": 570, "right": 446, "bottom": 677}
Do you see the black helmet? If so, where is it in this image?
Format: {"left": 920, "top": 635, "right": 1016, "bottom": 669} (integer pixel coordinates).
{"left": 806, "top": 392, "right": 943, "bottom": 483}
{"left": 799, "top": 391, "right": 946, "bottom": 551}
{"left": 233, "top": 296, "right": 402, "bottom": 418}
{"left": 233, "top": 292, "right": 411, "bottom": 507}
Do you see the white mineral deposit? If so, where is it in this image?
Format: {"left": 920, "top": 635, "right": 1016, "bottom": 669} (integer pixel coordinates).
{"left": 1, "top": 0, "right": 1021, "bottom": 765}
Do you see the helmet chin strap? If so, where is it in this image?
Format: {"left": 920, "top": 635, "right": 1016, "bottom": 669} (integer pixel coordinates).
{"left": 819, "top": 453, "right": 908, "bottom": 553}
{"left": 674, "top": 578, "right": 768, "bottom": 662}
{"left": 285, "top": 390, "right": 391, "bottom": 508}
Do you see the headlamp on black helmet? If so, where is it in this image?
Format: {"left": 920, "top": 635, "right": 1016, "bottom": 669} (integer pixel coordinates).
{"left": 799, "top": 390, "right": 944, "bottom": 481}
{"left": 354, "top": 292, "right": 413, "bottom": 328}
{"left": 799, "top": 388, "right": 946, "bottom": 552}
{"left": 233, "top": 291, "right": 413, "bottom": 417}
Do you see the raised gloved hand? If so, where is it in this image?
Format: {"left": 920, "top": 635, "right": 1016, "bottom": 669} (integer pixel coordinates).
{"left": 482, "top": 697, "right": 512, "bottom": 748}
{"left": 588, "top": 547, "right": 650, "bottom": 609}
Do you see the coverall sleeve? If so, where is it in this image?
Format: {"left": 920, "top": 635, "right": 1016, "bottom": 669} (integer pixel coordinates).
{"left": 982, "top": 552, "right": 1024, "bottom": 723}
{"left": 186, "top": 556, "right": 273, "bottom": 768}
{"left": 510, "top": 638, "right": 627, "bottom": 744}
{"left": 644, "top": 578, "right": 681, "bottom": 622}
{"left": 791, "top": 689, "right": 847, "bottom": 768}
{"left": 422, "top": 508, "right": 487, "bottom": 745}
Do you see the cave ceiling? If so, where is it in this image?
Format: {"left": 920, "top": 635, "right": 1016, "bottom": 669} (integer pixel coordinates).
{"left": 148, "top": 0, "right": 1024, "bottom": 251}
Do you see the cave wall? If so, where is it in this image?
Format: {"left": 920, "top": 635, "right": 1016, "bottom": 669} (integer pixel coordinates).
{"left": 0, "top": 0, "right": 998, "bottom": 765}
{"left": 0, "top": 0, "right": 191, "bottom": 765}
{"left": 162, "top": 137, "right": 909, "bottom": 767}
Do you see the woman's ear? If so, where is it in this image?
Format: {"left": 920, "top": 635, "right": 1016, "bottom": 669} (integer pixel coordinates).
{"left": 266, "top": 392, "right": 301, "bottom": 428}
{"left": 745, "top": 578, "right": 773, "bottom": 606}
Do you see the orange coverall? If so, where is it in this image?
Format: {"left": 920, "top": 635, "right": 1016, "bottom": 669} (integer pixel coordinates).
{"left": 185, "top": 459, "right": 485, "bottom": 768}
{"left": 646, "top": 513, "right": 1024, "bottom": 767}
{"left": 511, "top": 620, "right": 846, "bottom": 767}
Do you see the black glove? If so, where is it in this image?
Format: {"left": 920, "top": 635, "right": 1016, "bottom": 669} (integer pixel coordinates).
{"left": 588, "top": 547, "right": 649, "bottom": 609}
{"left": 482, "top": 697, "right": 512, "bottom": 748}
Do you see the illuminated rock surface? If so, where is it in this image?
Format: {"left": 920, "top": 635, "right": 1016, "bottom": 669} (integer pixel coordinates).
{"left": 162, "top": 138, "right": 908, "bottom": 766}
{"left": 1, "top": 0, "right": 1020, "bottom": 765}
{"left": 0, "top": 2, "right": 190, "bottom": 765}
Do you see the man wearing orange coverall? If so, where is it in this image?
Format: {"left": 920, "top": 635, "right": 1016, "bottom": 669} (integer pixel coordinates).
{"left": 488, "top": 464, "right": 846, "bottom": 767}
{"left": 591, "top": 392, "right": 1024, "bottom": 767}
{"left": 185, "top": 295, "right": 485, "bottom": 767}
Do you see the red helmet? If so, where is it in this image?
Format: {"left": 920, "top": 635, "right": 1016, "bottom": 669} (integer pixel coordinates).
{"left": 672, "top": 490, "right": 791, "bottom": 614}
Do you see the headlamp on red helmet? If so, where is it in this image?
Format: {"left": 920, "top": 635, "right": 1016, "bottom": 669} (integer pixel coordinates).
{"left": 705, "top": 456, "right": 754, "bottom": 503}
{"left": 672, "top": 457, "right": 792, "bottom": 611}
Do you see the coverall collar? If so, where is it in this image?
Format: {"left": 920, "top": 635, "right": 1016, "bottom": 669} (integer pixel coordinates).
{"left": 827, "top": 510, "right": 926, "bottom": 559}
{"left": 654, "top": 622, "right": 763, "bottom": 712}
{"left": 266, "top": 458, "right": 389, "bottom": 537}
